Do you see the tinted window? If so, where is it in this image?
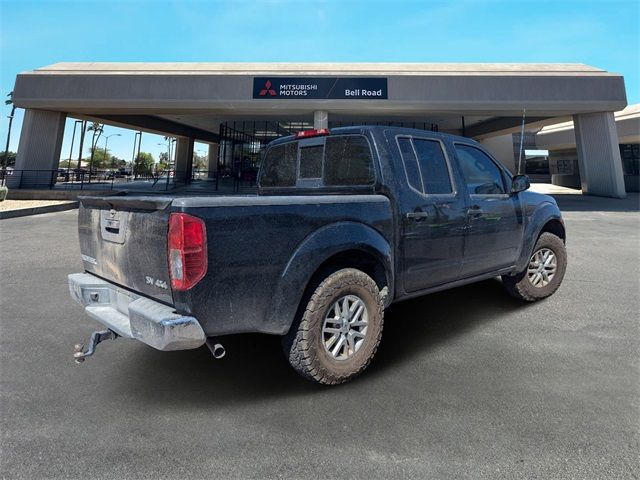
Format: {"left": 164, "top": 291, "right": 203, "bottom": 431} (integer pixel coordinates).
{"left": 413, "top": 139, "right": 452, "bottom": 194}
{"left": 259, "top": 142, "right": 297, "bottom": 187}
{"left": 299, "top": 145, "right": 323, "bottom": 179}
{"left": 324, "top": 136, "right": 375, "bottom": 186}
{"left": 455, "top": 144, "right": 506, "bottom": 195}
{"left": 397, "top": 137, "right": 423, "bottom": 192}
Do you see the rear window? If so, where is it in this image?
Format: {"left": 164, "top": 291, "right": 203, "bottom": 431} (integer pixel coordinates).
{"left": 260, "top": 134, "right": 375, "bottom": 188}
{"left": 259, "top": 142, "right": 297, "bottom": 187}
{"left": 299, "top": 145, "right": 323, "bottom": 179}
{"left": 324, "top": 136, "right": 374, "bottom": 186}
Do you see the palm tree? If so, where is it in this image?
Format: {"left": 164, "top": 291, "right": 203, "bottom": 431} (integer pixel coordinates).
{"left": 87, "top": 122, "right": 103, "bottom": 182}
{"left": 2, "top": 92, "right": 15, "bottom": 175}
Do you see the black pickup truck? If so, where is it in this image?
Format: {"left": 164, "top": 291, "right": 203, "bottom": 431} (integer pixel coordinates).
{"left": 69, "top": 126, "right": 567, "bottom": 384}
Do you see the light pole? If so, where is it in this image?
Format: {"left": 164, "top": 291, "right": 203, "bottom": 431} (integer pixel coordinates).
{"left": 131, "top": 131, "right": 141, "bottom": 178}
{"left": 158, "top": 139, "right": 172, "bottom": 188}
{"left": 2, "top": 92, "right": 15, "bottom": 178}
{"left": 103, "top": 134, "right": 121, "bottom": 177}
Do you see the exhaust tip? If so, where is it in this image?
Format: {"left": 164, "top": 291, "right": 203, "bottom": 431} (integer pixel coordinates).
{"left": 212, "top": 343, "right": 226, "bottom": 359}
{"left": 206, "top": 339, "right": 226, "bottom": 359}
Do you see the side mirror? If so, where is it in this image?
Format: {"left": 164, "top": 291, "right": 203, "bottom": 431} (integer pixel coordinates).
{"left": 511, "top": 174, "right": 530, "bottom": 194}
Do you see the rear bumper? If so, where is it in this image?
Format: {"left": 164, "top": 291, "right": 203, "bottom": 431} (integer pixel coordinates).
{"left": 68, "top": 273, "right": 205, "bottom": 351}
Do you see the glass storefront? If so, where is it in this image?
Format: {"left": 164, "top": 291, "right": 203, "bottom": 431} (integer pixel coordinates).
{"left": 620, "top": 143, "right": 640, "bottom": 175}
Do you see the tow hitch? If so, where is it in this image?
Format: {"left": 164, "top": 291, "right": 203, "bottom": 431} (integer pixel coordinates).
{"left": 73, "top": 329, "right": 119, "bottom": 363}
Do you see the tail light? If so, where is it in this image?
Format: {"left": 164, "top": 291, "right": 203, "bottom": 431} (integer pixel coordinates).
{"left": 295, "top": 128, "right": 330, "bottom": 139}
{"left": 168, "top": 213, "right": 207, "bottom": 291}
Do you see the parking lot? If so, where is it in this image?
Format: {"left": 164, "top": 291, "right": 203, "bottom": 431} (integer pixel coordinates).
{"left": 1, "top": 193, "right": 638, "bottom": 479}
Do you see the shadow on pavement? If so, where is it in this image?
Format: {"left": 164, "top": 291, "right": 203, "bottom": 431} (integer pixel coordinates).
{"left": 552, "top": 192, "right": 639, "bottom": 212}
{"left": 122, "top": 278, "right": 527, "bottom": 406}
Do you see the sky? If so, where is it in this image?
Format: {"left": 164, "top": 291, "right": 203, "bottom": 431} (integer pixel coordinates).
{"left": 0, "top": 0, "right": 638, "bottom": 163}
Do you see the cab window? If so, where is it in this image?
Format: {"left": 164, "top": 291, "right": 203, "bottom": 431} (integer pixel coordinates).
{"left": 455, "top": 144, "right": 506, "bottom": 195}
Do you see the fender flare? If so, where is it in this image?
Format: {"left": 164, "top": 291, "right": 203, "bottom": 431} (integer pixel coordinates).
{"left": 265, "top": 221, "right": 393, "bottom": 335}
{"left": 516, "top": 201, "right": 564, "bottom": 271}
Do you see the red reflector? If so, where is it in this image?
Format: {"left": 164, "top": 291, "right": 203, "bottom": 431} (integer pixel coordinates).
{"left": 168, "top": 213, "right": 207, "bottom": 291}
{"left": 295, "top": 128, "right": 330, "bottom": 139}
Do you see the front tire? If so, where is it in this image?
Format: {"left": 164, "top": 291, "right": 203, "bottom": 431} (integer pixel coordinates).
{"left": 502, "top": 232, "right": 567, "bottom": 301}
{"left": 282, "top": 268, "right": 384, "bottom": 385}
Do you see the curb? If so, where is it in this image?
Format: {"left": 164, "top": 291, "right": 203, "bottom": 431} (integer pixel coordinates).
{"left": 0, "top": 202, "right": 79, "bottom": 220}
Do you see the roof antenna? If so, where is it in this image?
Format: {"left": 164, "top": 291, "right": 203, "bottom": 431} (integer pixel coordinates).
{"left": 517, "top": 108, "right": 526, "bottom": 175}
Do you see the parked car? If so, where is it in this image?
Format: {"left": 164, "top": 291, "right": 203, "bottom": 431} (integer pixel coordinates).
{"left": 68, "top": 126, "right": 567, "bottom": 384}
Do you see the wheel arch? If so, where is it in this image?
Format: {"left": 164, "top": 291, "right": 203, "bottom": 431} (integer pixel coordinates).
{"left": 516, "top": 202, "right": 566, "bottom": 271}
{"left": 265, "top": 221, "right": 393, "bottom": 335}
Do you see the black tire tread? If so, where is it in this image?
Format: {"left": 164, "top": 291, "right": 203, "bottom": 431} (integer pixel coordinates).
{"left": 283, "top": 268, "right": 384, "bottom": 385}
{"left": 503, "top": 232, "right": 566, "bottom": 302}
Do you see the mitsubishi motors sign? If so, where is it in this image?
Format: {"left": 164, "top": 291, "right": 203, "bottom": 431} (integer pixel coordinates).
{"left": 253, "top": 77, "right": 388, "bottom": 99}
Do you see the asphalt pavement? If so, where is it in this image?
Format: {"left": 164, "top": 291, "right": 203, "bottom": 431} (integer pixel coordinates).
{"left": 1, "top": 194, "right": 639, "bottom": 479}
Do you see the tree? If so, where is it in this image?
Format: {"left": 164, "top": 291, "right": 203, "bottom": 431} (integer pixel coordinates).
{"left": 193, "top": 152, "right": 208, "bottom": 172}
{"left": 133, "top": 152, "right": 154, "bottom": 176}
{"left": 85, "top": 147, "right": 110, "bottom": 168}
{"left": 2, "top": 151, "right": 16, "bottom": 167}
{"left": 109, "top": 156, "right": 126, "bottom": 169}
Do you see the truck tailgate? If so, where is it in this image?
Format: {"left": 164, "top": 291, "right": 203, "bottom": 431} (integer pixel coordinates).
{"left": 77, "top": 196, "right": 174, "bottom": 304}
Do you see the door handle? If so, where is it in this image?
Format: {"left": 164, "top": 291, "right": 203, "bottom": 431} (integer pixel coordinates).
{"left": 467, "top": 205, "right": 484, "bottom": 218}
{"left": 406, "top": 211, "right": 429, "bottom": 221}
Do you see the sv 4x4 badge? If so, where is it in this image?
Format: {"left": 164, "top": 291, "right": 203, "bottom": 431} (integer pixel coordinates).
{"left": 145, "top": 276, "right": 168, "bottom": 290}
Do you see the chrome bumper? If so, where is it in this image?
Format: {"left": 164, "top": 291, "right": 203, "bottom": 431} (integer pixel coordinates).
{"left": 68, "top": 273, "right": 205, "bottom": 351}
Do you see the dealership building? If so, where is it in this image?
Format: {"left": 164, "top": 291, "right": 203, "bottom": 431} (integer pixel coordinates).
{"left": 8, "top": 62, "right": 634, "bottom": 197}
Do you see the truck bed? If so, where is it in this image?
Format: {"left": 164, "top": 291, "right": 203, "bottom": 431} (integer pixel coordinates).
{"left": 77, "top": 194, "right": 393, "bottom": 336}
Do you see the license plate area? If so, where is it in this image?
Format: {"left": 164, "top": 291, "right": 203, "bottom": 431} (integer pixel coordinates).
{"left": 100, "top": 209, "right": 129, "bottom": 244}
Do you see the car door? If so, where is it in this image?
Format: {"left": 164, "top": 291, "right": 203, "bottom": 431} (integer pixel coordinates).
{"left": 453, "top": 143, "right": 524, "bottom": 278}
{"left": 396, "top": 135, "right": 468, "bottom": 293}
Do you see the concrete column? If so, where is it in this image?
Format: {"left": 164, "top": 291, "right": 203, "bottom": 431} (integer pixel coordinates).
{"left": 314, "top": 110, "right": 328, "bottom": 129}
{"left": 574, "top": 112, "right": 626, "bottom": 198}
{"left": 174, "top": 137, "right": 194, "bottom": 184}
{"left": 8, "top": 109, "right": 66, "bottom": 188}
{"left": 479, "top": 134, "right": 517, "bottom": 174}
{"left": 207, "top": 143, "right": 219, "bottom": 179}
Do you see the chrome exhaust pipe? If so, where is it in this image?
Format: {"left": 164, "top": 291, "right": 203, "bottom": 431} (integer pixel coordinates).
{"left": 206, "top": 338, "right": 226, "bottom": 359}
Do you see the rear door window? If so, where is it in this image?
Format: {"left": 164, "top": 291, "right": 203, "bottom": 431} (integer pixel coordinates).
{"left": 412, "top": 139, "right": 453, "bottom": 194}
{"left": 397, "top": 137, "right": 453, "bottom": 195}
{"left": 397, "top": 137, "right": 423, "bottom": 193}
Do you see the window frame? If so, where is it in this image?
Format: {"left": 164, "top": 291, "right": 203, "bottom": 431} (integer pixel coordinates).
{"left": 452, "top": 142, "right": 510, "bottom": 198}
{"left": 395, "top": 135, "right": 457, "bottom": 198}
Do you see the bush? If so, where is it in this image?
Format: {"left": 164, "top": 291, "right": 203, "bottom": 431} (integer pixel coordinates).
{"left": 0, "top": 186, "right": 8, "bottom": 202}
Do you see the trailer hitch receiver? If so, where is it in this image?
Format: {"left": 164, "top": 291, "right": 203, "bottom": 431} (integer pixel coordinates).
{"left": 73, "top": 329, "right": 119, "bottom": 363}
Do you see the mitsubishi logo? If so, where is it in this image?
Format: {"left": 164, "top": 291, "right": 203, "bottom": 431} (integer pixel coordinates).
{"left": 259, "top": 80, "right": 277, "bottom": 96}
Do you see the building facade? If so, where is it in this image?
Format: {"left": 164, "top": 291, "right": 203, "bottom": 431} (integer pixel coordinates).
{"left": 8, "top": 62, "right": 629, "bottom": 197}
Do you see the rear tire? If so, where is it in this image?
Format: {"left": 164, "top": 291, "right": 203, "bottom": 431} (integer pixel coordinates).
{"left": 502, "top": 232, "right": 567, "bottom": 301}
{"left": 282, "top": 268, "right": 384, "bottom": 385}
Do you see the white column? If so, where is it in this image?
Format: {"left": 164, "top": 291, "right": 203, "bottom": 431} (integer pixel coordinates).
{"left": 314, "top": 110, "right": 328, "bottom": 129}
{"left": 574, "top": 112, "right": 626, "bottom": 198}
{"left": 9, "top": 109, "right": 66, "bottom": 188}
